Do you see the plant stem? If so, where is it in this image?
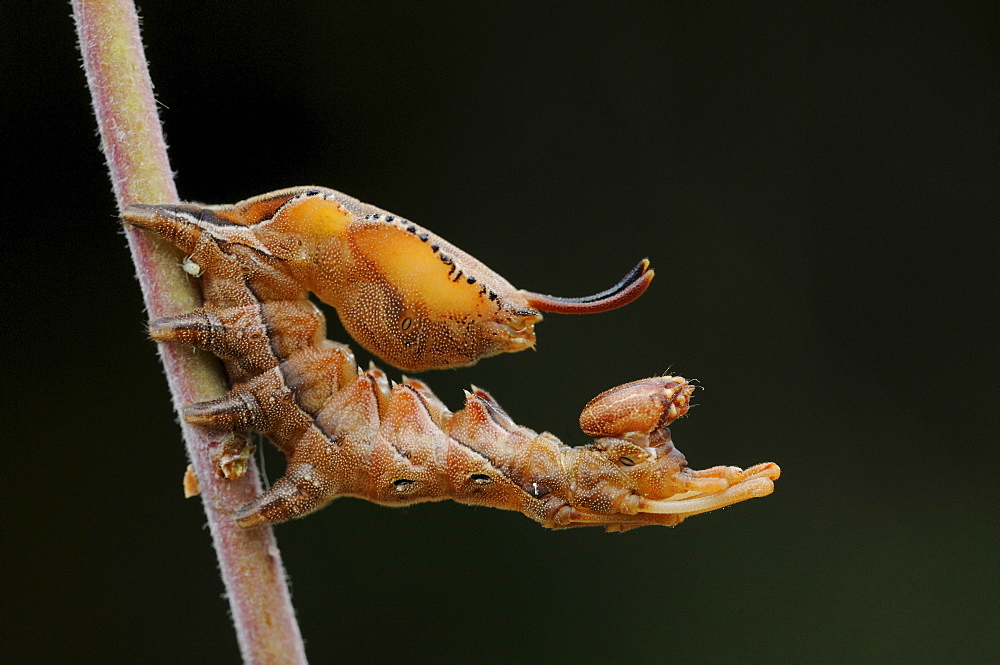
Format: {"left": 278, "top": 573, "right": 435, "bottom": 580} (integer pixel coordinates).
{"left": 72, "top": 1, "right": 307, "bottom": 662}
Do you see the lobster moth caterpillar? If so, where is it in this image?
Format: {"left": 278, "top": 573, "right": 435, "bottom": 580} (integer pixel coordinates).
{"left": 125, "top": 187, "right": 779, "bottom": 531}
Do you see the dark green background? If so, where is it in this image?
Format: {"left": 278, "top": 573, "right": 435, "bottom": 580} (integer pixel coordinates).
{"left": 5, "top": 2, "right": 995, "bottom": 663}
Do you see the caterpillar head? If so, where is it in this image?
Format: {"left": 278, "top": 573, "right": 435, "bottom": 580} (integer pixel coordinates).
{"left": 577, "top": 376, "right": 696, "bottom": 498}
{"left": 579, "top": 376, "right": 695, "bottom": 439}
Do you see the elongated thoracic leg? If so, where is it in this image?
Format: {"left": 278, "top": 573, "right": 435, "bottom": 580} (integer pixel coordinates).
{"left": 637, "top": 464, "right": 780, "bottom": 517}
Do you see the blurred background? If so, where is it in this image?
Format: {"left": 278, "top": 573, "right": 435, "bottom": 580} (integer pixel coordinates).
{"left": 4, "top": 2, "right": 995, "bottom": 663}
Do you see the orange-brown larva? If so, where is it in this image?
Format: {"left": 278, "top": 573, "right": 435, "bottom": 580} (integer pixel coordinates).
{"left": 125, "top": 186, "right": 779, "bottom": 531}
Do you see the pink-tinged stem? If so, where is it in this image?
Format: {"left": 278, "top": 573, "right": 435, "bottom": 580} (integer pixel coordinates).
{"left": 71, "top": 1, "right": 307, "bottom": 662}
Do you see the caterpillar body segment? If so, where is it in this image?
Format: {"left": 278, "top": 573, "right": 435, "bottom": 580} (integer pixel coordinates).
{"left": 124, "top": 187, "right": 779, "bottom": 531}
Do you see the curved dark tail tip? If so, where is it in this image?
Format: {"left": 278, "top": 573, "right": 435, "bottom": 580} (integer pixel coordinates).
{"left": 522, "top": 259, "right": 654, "bottom": 314}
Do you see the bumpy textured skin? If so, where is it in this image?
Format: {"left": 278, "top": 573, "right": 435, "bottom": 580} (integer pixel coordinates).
{"left": 125, "top": 187, "right": 779, "bottom": 531}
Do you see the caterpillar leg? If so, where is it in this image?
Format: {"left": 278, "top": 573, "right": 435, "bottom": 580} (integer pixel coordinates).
{"left": 548, "top": 505, "right": 686, "bottom": 530}
{"left": 636, "top": 463, "right": 781, "bottom": 517}
{"left": 676, "top": 462, "right": 780, "bottom": 494}
{"left": 234, "top": 461, "right": 337, "bottom": 528}
{"left": 184, "top": 390, "right": 271, "bottom": 432}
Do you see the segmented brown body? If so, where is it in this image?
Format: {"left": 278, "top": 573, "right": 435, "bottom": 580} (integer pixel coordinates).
{"left": 125, "top": 187, "right": 779, "bottom": 531}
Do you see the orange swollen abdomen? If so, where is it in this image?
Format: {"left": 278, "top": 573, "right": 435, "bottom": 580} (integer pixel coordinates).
{"left": 311, "top": 215, "right": 540, "bottom": 371}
